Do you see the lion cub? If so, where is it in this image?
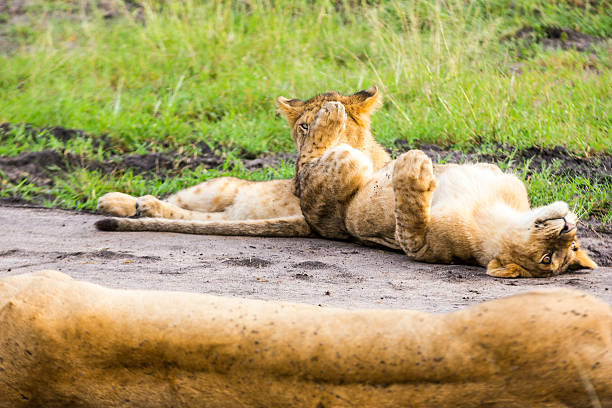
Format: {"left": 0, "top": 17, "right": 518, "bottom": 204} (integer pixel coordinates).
{"left": 97, "top": 87, "right": 596, "bottom": 277}
{"left": 96, "top": 87, "right": 390, "bottom": 236}
{"left": 290, "top": 97, "right": 596, "bottom": 278}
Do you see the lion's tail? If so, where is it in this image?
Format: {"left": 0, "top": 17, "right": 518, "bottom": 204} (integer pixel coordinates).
{"left": 94, "top": 216, "right": 313, "bottom": 237}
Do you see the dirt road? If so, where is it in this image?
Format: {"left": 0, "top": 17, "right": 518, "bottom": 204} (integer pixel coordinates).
{"left": 1, "top": 205, "right": 610, "bottom": 312}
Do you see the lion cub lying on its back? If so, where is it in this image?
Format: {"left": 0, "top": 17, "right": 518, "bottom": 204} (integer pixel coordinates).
{"left": 96, "top": 87, "right": 596, "bottom": 278}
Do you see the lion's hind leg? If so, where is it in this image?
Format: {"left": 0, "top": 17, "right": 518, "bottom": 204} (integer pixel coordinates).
{"left": 134, "top": 195, "right": 227, "bottom": 221}
{"left": 393, "top": 150, "right": 437, "bottom": 255}
{"left": 97, "top": 177, "right": 254, "bottom": 220}
{"left": 165, "top": 177, "right": 250, "bottom": 213}
{"left": 97, "top": 192, "right": 224, "bottom": 220}
{"left": 97, "top": 192, "right": 138, "bottom": 217}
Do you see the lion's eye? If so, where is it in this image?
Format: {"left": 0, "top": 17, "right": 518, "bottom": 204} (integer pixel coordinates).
{"left": 571, "top": 242, "right": 577, "bottom": 251}
{"left": 541, "top": 254, "right": 552, "bottom": 265}
{"left": 299, "top": 123, "right": 309, "bottom": 131}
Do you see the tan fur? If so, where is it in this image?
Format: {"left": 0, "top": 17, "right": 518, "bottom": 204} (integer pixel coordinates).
{"left": 96, "top": 87, "right": 596, "bottom": 277}
{"left": 96, "top": 215, "right": 311, "bottom": 237}
{"left": 389, "top": 154, "right": 597, "bottom": 277}
{"left": 2, "top": 271, "right": 611, "bottom": 407}
{"left": 98, "top": 178, "right": 300, "bottom": 222}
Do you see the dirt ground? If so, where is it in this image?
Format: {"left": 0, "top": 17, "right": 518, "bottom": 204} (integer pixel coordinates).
{"left": 505, "top": 25, "right": 606, "bottom": 52}
{"left": 1, "top": 205, "right": 610, "bottom": 312}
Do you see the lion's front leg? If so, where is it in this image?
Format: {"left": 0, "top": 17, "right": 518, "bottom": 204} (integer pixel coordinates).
{"left": 296, "top": 103, "right": 374, "bottom": 239}
{"left": 393, "top": 150, "right": 437, "bottom": 255}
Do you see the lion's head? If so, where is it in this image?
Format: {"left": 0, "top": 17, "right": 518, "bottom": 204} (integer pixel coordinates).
{"left": 487, "top": 201, "right": 597, "bottom": 278}
{"left": 276, "top": 86, "right": 382, "bottom": 153}
{"left": 276, "top": 86, "right": 389, "bottom": 197}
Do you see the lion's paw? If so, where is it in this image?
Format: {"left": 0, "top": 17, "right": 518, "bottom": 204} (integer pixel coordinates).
{"left": 97, "top": 192, "right": 137, "bottom": 217}
{"left": 394, "top": 229, "right": 426, "bottom": 255}
{"left": 393, "top": 150, "right": 436, "bottom": 193}
{"left": 312, "top": 101, "right": 347, "bottom": 132}
{"left": 135, "top": 195, "right": 164, "bottom": 218}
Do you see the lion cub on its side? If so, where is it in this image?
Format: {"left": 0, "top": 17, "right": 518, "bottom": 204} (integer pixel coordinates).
{"left": 288, "top": 93, "right": 596, "bottom": 278}
{"left": 96, "top": 87, "right": 390, "bottom": 236}
{"left": 97, "top": 87, "right": 596, "bottom": 278}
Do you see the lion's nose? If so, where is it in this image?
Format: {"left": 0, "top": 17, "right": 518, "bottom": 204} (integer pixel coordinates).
{"left": 561, "top": 217, "right": 576, "bottom": 234}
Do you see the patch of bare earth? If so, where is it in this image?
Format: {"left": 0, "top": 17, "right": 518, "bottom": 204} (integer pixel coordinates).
{"left": 505, "top": 25, "right": 607, "bottom": 52}
{"left": 0, "top": 123, "right": 291, "bottom": 187}
{"left": 0, "top": 206, "right": 610, "bottom": 312}
{"left": 393, "top": 141, "right": 612, "bottom": 185}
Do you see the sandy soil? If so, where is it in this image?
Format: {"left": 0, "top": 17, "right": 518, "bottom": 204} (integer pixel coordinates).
{"left": 1, "top": 205, "right": 610, "bottom": 312}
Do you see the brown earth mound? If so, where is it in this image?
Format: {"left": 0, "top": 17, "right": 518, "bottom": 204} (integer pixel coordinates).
{"left": 2, "top": 123, "right": 610, "bottom": 185}
{"left": 0, "top": 123, "right": 293, "bottom": 183}
{"left": 506, "top": 25, "right": 606, "bottom": 51}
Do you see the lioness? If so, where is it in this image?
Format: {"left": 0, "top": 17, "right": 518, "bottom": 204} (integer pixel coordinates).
{"left": 2, "top": 271, "right": 611, "bottom": 407}
{"left": 96, "top": 87, "right": 597, "bottom": 277}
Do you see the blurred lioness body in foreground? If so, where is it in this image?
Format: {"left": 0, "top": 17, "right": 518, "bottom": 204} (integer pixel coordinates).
{"left": 96, "top": 87, "right": 596, "bottom": 277}
{"left": 1, "top": 271, "right": 611, "bottom": 407}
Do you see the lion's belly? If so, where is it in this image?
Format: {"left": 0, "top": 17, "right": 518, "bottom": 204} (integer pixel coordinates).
{"left": 345, "top": 164, "right": 398, "bottom": 248}
{"left": 425, "top": 165, "right": 530, "bottom": 265}
{"left": 431, "top": 165, "right": 526, "bottom": 209}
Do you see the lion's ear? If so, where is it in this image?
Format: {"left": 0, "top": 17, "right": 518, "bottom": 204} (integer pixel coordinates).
{"left": 486, "top": 259, "right": 530, "bottom": 278}
{"left": 569, "top": 247, "right": 598, "bottom": 270}
{"left": 349, "top": 85, "right": 382, "bottom": 115}
{"left": 276, "top": 96, "right": 304, "bottom": 125}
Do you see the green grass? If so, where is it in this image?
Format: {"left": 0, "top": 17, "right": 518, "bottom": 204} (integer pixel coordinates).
{"left": 1, "top": 0, "right": 610, "bottom": 154}
{"left": 508, "top": 162, "right": 611, "bottom": 223}
{"left": 0, "top": 0, "right": 610, "bottom": 221}
{"left": 0, "top": 158, "right": 295, "bottom": 210}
